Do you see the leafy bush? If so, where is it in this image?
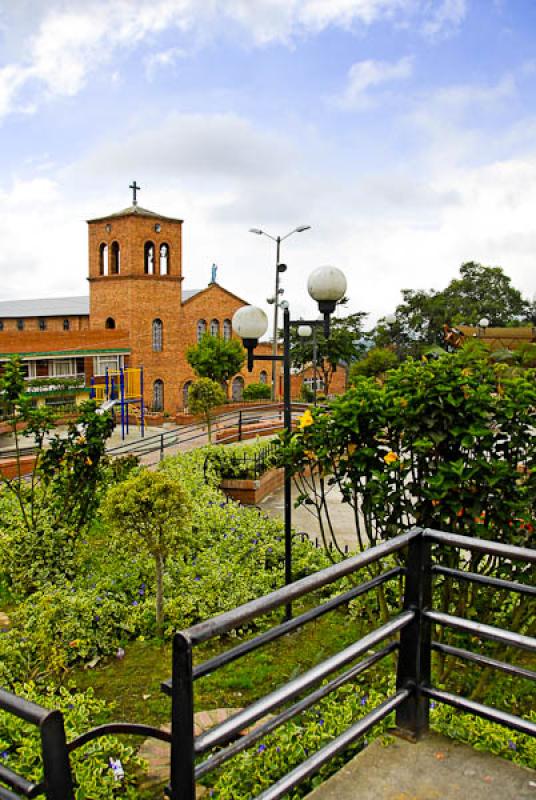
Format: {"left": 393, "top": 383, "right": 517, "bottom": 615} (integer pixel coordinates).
{"left": 0, "top": 682, "right": 145, "bottom": 799}
{"left": 201, "top": 441, "right": 278, "bottom": 480}
{"left": 0, "top": 446, "right": 329, "bottom": 682}
{"left": 349, "top": 347, "right": 398, "bottom": 380}
{"left": 201, "top": 678, "right": 394, "bottom": 799}
{"left": 243, "top": 383, "right": 271, "bottom": 401}
{"left": 201, "top": 669, "right": 536, "bottom": 799}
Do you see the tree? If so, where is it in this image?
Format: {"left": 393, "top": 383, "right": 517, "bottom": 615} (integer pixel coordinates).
{"left": 377, "top": 262, "right": 531, "bottom": 358}
{"left": 0, "top": 356, "right": 114, "bottom": 594}
{"left": 102, "top": 470, "right": 191, "bottom": 633}
{"left": 188, "top": 378, "right": 226, "bottom": 442}
{"left": 441, "top": 262, "right": 528, "bottom": 326}
{"left": 349, "top": 347, "right": 398, "bottom": 380}
{"left": 280, "top": 349, "right": 536, "bottom": 640}
{"left": 287, "top": 312, "right": 367, "bottom": 395}
{"left": 0, "top": 356, "right": 114, "bottom": 533}
{"left": 186, "top": 334, "right": 245, "bottom": 383}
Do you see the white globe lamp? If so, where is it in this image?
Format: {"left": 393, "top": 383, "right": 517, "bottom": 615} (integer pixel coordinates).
{"left": 307, "top": 266, "right": 347, "bottom": 314}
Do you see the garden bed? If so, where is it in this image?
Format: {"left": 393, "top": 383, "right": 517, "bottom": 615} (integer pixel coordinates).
{"left": 219, "top": 466, "right": 284, "bottom": 504}
{"left": 0, "top": 453, "right": 37, "bottom": 478}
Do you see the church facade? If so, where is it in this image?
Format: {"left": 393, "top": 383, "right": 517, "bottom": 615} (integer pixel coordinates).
{"left": 0, "top": 199, "right": 278, "bottom": 415}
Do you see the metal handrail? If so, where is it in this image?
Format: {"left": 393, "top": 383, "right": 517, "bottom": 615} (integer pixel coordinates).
{"left": 1, "top": 527, "right": 534, "bottom": 800}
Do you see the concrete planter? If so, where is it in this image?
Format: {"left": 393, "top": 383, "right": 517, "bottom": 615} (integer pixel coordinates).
{"left": 219, "top": 467, "right": 284, "bottom": 505}
{"left": 0, "top": 454, "right": 38, "bottom": 479}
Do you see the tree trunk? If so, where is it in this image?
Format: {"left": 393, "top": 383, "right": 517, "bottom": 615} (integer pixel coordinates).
{"left": 155, "top": 553, "right": 164, "bottom": 635}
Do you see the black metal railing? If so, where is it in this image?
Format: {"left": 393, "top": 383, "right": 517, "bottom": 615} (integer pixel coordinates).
{"left": 0, "top": 528, "right": 534, "bottom": 800}
{"left": 106, "top": 403, "right": 307, "bottom": 460}
{"left": 203, "top": 440, "right": 279, "bottom": 481}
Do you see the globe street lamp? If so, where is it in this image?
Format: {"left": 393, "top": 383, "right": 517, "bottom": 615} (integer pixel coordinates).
{"left": 249, "top": 226, "right": 311, "bottom": 400}
{"left": 233, "top": 265, "right": 347, "bottom": 617}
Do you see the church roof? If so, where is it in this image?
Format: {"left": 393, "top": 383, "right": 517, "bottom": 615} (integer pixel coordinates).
{"left": 87, "top": 205, "right": 183, "bottom": 224}
{"left": 0, "top": 296, "right": 89, "bottom": 318}
{"left": 182, "top": 289, "right": 201, "bottom": 302}
{"left": 0, "top": 330, "right": 130, "bottom": 358}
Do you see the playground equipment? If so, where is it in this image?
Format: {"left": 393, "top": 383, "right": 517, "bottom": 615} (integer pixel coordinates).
{"left": 90, "top": 366, "right": 145, "bottom": 440}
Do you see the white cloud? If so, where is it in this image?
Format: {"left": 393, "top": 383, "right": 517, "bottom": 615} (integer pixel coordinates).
{"left": 81, "top": 112, "right": 295, "bottom": 183}
{"left": 333, "top": 56, "right": 413, "bottom": 110}
{"left": 421, "top": 0, "right": 467, "bottom": 38}
{"left": 2, "top": 92, "right": 535, "bottom": 325}
{"left": 144, "top": 46, "right": 186, "bottom": 79}
{"left": 0, "top": 0, "right": 466, "bottom": 121}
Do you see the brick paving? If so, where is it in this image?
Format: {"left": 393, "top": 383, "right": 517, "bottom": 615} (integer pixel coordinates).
{"left": 138, "top": 707, "right": 242, "bottom": 796}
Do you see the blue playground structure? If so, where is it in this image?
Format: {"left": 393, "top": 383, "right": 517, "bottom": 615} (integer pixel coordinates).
{"left": 90, "top": 366, "right": 145, "bottom": 440}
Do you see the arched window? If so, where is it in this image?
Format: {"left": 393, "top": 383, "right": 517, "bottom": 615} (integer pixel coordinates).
{"left": 111, "top": 242, "right": 120, "bottom": 274}
{"left": 260, "top": 370, "right": 268, "bottom": 384}
{"left": 210, "top": 319, "right": 219, "bottom": 337}
{"left": 183, "top": 380, "right": 192, "bottom": 409}
{"left": 144, "top": 241, "right": 155, "bottom": 275}
{"left": 152, "top": 379, "right": 164, "bottom": 412}
{"left": 63, "top": 319, "right": 70, "bottom": 331}
{"left": 105, "top": 317, "right": 116, "bottom": 329}
{"left": 197, "top": 319, "right": 207, "bottom": 342}
{"left": 223, "top": 319, "right": 232, "bottom": 341}
{"left": 160, "top": 243, "right": 169, "bottom": 275}
{"left": 232, "top": 375, "right": 244, "bottom": 401}
{"left": 152, "top": 319, "right": 163, "bottom": 352}
{"left": 99, "top": 243, "right": 108, "bottom": 276}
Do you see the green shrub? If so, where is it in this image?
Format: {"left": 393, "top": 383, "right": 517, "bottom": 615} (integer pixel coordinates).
{"left": 243, "top": 383, "right": 272, "bottom": 401}
{"left": 0, "top": 682, "right": 145, "bottom": 799}
{"left": 349, "top": 347, "right": 398, "bottom": 380}
{"left": 200, "top": 441, "right": 278, "bottom": 480}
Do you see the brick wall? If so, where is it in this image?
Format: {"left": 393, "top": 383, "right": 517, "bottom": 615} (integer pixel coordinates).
{"left": 1, "top": 206, "right": 348, "bottom": 415}
{"left": 0, "top": 315, "right": 88, "bottom": 333}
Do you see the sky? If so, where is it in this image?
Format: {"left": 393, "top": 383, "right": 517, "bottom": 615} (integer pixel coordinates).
{"left": 0, "top": 0, "right": 535, "bottom": 326}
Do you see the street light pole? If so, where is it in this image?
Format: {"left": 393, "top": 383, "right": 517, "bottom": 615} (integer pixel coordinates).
{"left": 233, "top": 265, "right": 347, "bottom": 620}
{"left": 249, "top": 226, "right": 311, "bottom": 401}
{"left": 273, "top": 236, "right": 281, "bottom": 402}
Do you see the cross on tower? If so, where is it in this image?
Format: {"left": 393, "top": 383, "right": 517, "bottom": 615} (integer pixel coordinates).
{"left": 129, "top": 181, "right": 141, "bottom": 206}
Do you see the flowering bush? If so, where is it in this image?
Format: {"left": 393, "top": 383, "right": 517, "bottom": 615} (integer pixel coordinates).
{"left": 278, "top": 348, "right": 535, "bottom": 664}
{"left": 280, "top": 348, "right": 535, "bottom": 551}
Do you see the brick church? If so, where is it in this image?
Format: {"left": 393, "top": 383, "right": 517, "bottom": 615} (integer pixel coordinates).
{"left": 0, "top": 193, "right": 278, "bottom": 416}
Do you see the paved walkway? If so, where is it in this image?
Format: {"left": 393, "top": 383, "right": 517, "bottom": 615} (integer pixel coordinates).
{"left": 304, "top": 731, "right": 536, "bottom": 800}
{"left": 139, "top": 707, "right": 269, "bottom": 797}
{"left": 259, "top": 479, "right": 360, "bottom": 552}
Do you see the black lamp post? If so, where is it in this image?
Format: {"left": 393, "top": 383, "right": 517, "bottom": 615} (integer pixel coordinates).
{"left": 233, "top": 265, "right": 347, "bottom": 617}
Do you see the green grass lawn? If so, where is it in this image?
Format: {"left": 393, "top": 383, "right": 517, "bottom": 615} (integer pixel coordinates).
{"left": 69, "top": 607, "right": 366, "bottom": 728}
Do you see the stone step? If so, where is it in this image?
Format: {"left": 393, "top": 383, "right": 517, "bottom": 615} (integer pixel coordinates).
{"left": 303, "top": 731, "right": 536, "bottom": 800}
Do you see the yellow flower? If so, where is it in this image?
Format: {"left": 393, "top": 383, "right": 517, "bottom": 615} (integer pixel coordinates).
{"left": 86, "top": 457, "right": 93, "bottom": 466}
{"left": 298, "top": 409, "right": 314, "bottom": 429}
{"left": 348, "top": 443, "right": 357, "bottom": 455}
{"left": 304, "top": 449, "right": 316, "bottom": 460}
{"left": 383, "top": 451, "right": 398, "bottom": 465}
